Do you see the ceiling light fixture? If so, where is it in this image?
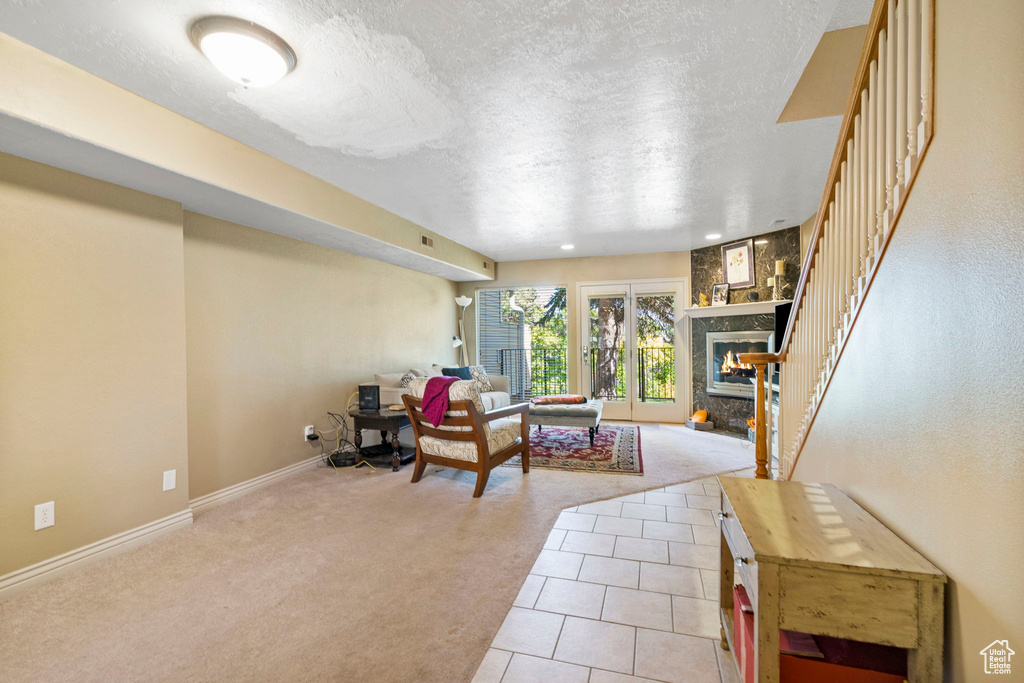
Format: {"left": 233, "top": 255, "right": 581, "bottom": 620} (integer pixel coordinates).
{"left": 705, "top": 233, "right": 722, "bottom": 240}
{"left": 754, "top": 240, "right": 769, "bottom": 245}
{"left": 189, "top": 16, "right": 296, "bottom": 88}
{"left": 561, "top": 244, "right": 575, "bottom": 250}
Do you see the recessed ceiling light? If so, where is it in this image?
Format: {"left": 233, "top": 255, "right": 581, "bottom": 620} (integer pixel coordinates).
{"left": 561, "top": 244, "right": 575, "bottom": 250}
{"left": 189, "top": 16, "right": 296, "bottom": 88}
{"left": 705, "top": 233, "right": 722, "bottom": 240}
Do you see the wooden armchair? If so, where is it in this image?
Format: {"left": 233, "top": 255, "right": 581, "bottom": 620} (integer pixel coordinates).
{"left": 402, "top": 379, "right": 529, "bottom": 497}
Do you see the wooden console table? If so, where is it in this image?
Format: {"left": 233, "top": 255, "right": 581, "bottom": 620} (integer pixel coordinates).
{"left": 348, "top": 407, "right": 414, "bottom": 471}
{"left": 718, "top": 477, "right": 946, "bottom": 682}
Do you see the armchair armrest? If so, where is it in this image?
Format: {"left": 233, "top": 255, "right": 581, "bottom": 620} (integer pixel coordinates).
{"left": 488, "top": 375, "right": 510, "bottom": 394}
{"left": 481, "top": 402, "right": 529, "bottom": 422}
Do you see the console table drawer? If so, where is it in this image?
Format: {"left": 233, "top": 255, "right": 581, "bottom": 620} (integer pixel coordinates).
{"left": 778, "top": 566, "right": 920, "bottom": 648}
{"left": 720, "top": 496, "right": 756, "bottom": 597}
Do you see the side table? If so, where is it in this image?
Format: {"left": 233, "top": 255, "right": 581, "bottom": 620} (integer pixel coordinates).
{"left": 348, "top": 407, "right": 414, "bottom": 471}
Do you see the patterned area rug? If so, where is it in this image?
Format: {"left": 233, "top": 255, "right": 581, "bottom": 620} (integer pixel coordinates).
{"left": 503, "top": 424, "right": 643, "bottom": 475}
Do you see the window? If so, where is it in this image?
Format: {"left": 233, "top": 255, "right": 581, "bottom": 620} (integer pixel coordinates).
{"left": 477, "top": 286, "right": 567, "bottom": 400}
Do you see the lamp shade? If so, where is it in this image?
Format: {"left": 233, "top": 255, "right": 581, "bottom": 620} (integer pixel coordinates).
{"left": 452, "top": 336, "right": 463, "bottom": 348}
{"left": 455, "top": 296, "right": 473, "bottom": 308}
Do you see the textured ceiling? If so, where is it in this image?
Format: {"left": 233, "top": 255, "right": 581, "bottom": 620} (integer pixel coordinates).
{"left": 0, "top": 0, "right": 872, "bottom": 262}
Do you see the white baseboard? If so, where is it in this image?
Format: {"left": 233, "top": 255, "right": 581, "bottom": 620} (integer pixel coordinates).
{"left": 189, "top": 455, "right": 321, "bottom": 513}
{"left": 0, "top": 508, "right": 193, "bottom": 598}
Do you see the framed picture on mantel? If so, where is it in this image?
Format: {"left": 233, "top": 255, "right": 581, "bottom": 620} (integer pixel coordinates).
{"left": 711, "top": 283, "right": 729, "bottom": 306}
{"left": 722, "top": 238, "right": 755, "bottom": 288}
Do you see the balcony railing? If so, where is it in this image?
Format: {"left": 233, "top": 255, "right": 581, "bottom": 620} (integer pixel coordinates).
{"left": 590, "top": 347, "right": 675, "bottom": 402}
{"left": 497, "top": 347, "right": 568, "bottom": 400}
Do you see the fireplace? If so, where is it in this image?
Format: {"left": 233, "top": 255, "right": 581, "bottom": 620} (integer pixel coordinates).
{"left": 706, "top": 330, "right": 773, "bottom": 398}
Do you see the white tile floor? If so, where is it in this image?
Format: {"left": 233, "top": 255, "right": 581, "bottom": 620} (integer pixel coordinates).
{"left": 473, "top": 472, "right": 754, "bottom": 683}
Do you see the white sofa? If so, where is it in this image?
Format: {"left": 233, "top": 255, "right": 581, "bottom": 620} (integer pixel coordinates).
{"left": 373, "top": 369, "right": 512, "bottom": 412}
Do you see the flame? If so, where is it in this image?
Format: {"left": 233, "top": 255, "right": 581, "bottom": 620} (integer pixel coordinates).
{"left": 720, "top": 350, "right": 752, "bottom": 374}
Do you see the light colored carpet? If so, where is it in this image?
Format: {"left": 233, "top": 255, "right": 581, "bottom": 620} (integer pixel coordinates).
{"left": 0, "top": 424, "right": 754, "bottom": 682}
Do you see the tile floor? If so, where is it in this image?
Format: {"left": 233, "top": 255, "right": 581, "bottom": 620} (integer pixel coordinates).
{"left": 473, "top": 472, "right": 754, "bottom": 683}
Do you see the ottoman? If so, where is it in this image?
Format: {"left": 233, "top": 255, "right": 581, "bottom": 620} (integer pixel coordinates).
{"left": 528, "top": 400, "right": 604, "bottom": 446}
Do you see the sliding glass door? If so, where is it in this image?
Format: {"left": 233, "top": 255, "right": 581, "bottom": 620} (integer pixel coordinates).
{"left": 580, "top": 280, "right": 686, "bottom": 422}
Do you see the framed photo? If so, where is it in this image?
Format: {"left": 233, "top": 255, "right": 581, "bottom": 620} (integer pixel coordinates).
{"left": 711, "top": 283, "right": 729, "bottom": 306}
{"left": 721, "top": 238, "right": 755, "bottom": 288}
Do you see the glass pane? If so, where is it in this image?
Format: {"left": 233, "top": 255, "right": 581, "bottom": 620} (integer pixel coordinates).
{"left": 589, "top": 296, "right": 626, "bottom": 401}
{"left": 636, "top": 294, "right": 675, "bottom": 403}
{"left": 480, "top": 286, "right": 567, "bottom": 400}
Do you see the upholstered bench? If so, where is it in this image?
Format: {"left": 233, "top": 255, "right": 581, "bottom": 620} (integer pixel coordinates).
{"left": 528, "top": 400, "right": 604, "bottom": 446}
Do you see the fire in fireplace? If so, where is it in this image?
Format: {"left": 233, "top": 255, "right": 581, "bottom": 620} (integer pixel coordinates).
{"left": 706, "top": 330, "right": 773, "bottom": 398}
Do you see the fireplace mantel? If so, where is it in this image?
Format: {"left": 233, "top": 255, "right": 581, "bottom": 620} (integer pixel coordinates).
{"left": 684, "top": 300, "right": 791, "bottom": 318}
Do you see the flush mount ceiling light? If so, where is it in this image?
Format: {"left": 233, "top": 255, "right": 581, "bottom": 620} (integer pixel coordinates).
{"left": 705, "top": 233, "right": 722, "bottom": 240}
{"left": 561, "top": 244, "right": 575, "bottom": 250}
{"left": 189, "top": 16, "right": 296, "bottom": 88}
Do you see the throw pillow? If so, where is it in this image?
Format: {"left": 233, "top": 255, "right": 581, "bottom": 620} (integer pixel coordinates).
{"left": 427, "top": 364, "right": 446, "bottom": 377}
{"left": 468, "top": 365, "right": 493, "bottom": 392}
{"left": 373, "top": 372, "right": 405, "bottom": 388}
{"left": 409, "top": 368, "right": 428, "bottom": 377}
{"left": 530, "top": 394, "right": 587, "bottom": 405}
{"left": 399, "top": 372, "right": 416, "bottom": 388}
{"left": 441, "top": 366, "right": 474, "bottom": 381}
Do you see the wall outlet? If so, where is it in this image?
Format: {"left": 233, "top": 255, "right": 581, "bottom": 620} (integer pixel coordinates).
{"left": 163, "top": 469, "right": 176, "bottom": 492}
{"left": 305, "top": 425, "right": 316, "bottom": 441}
{"left": 34, "top": 501, "right": 54, "bottom": 530}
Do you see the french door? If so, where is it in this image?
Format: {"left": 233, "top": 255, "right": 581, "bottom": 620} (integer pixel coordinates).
{"left": 579, "top": 280, "right": 687, "bottom": 422}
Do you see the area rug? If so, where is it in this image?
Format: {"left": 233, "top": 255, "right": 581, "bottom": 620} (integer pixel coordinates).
{"left": 503, "top": 424, "right": 643, "bottom": 474}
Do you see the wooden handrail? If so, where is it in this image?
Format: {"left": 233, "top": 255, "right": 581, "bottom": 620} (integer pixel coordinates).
{"left": 743, "top": 0, "right": 934, "bottom": 480}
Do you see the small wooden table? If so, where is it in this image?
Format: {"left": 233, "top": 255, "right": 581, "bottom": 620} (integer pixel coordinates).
{"left": 348, "top": 407, "right": 414, "bottom": 471}
{"left": 717, "top": 477, "right": 946, "bottom": 682}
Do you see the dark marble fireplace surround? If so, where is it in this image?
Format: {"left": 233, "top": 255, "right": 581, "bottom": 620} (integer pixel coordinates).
{"left": 688, "top": 226, "right": 800, "bottom": 434}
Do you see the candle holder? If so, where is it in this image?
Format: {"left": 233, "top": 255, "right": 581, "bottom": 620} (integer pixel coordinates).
{"left": 773, "top": 261, "right": 786, "bottom": 300}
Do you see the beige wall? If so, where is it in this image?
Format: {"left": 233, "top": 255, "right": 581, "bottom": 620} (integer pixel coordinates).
{"left": 0, "top": 153, "right": 459, "bottom": 578}
{"left": 791, "top": 0, "right": 1024, "bottom": 679}
{"left": 798, "top": 213, "right": 816, "bottom": 262}
{"left": 457, "top": 251, "right": 690, "bottom": 394}
{"left": 778, "top": 25, "right": 869, "bottom": 123}
{"left": 0, "top": 153, "right": 190, "bottom": 576}
{"left": 184, "top": 213, "right": 458, "bottom": 498}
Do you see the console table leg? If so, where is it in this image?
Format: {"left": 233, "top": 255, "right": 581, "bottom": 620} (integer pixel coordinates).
{"left": 380, "top": 430, "right": 388, "bottom": 445}
{"left": 391, "top": 427, "right": 401, "bottom": 471}
{"left": 908, "top": 581, "right": 944, "bottom": 682}
{"left": 354, "top": 429, "right": 363, "bottom": 452}
{"left": 755, "top": 563, "right": 781, "bottom": 683}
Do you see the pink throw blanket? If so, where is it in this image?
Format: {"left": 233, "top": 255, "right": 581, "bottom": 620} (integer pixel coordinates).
{"left": 422, "top": 376, "right": 459, "bottom": 427}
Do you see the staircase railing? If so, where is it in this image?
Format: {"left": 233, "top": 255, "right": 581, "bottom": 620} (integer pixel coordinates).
{"left": 740, "top": 0, "right": 934, "bottom": 480}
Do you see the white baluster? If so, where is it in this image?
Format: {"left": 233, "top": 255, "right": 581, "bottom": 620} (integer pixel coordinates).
{"left": 885, "top": 1, "right": 897, "bottom": 217}
{"left": 866, "top": 60, "right": 878, "bottom": 271}
{"left": 906, "top": 0, "right": 921, "bottom": 163}
{"left": 921, "top": 0, "right": 933, "bottom": 141}
{"left": 851, "top": 114, "right": 861, "bottom": 291}
{"left": 895, "top": 0, "right": 908, "bottom": 192}
{"left": 875, "top": 30, "right": 887, "bottom": 246}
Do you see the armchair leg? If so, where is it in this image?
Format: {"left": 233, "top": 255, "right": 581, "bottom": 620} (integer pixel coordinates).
{"left": 410, "top": 455, "right": 427, "bottom": 483}
{"left": 473, "top": 466, "right": 490, "bottom": 498}
{"left": 521, "top": 421, "right": 530, "bottom": 473}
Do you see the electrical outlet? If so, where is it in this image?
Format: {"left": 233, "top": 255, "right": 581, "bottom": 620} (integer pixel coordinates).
{"left": 305, "top": 425, "right": 316, "bottom": 441}
{"left": 34, "top": 501, "right": 54, "bottom": 530}
{"left": 163, "top": 469, "right": 176, "bottom": 492}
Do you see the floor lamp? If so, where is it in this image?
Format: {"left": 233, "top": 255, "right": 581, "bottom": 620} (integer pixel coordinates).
{"left": 455, "top": 296, "right": 472, "bottom": 366}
